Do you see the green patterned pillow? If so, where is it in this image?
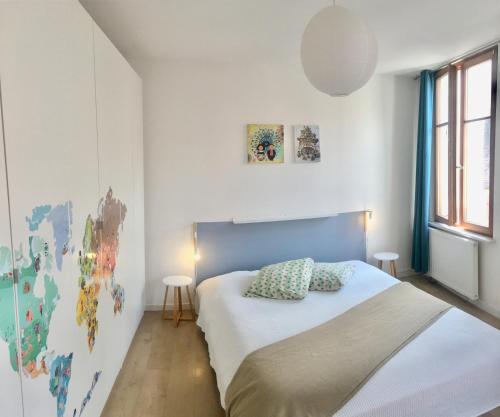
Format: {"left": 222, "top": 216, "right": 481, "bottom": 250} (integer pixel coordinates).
{"left": 309, "top": 262, "right": 355, "bottom": 291}
{"left": 244, "top": 258, "right": 314, "bottom": 300}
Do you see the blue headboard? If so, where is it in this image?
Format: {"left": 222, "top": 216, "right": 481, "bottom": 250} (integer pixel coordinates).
{"left": 194, "top": 211, "right": 367, "bottom": 284}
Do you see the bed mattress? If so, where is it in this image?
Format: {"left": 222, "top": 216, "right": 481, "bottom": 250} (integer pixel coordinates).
{"left": 197, "top": 261, "right": 500, "bottom": 417}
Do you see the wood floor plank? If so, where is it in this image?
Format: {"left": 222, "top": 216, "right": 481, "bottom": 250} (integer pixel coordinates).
{"left": 132, "top": 369, "right": 169, "bottom": 417}
{"left": 102, "top": 276, "right": 500, "bottom": 417}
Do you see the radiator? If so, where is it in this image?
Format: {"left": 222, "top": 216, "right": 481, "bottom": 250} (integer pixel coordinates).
{"left": 429, "top": 227, "right": 479, "bottom": 300}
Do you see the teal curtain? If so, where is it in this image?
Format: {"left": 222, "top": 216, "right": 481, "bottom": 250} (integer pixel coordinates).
{"left": 411, "top": 70, "right": 435, "bottom": 273}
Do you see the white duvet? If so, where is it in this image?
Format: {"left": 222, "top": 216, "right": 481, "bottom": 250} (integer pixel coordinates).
{"left": 197, "top": 261, "right": 500, "bottom": 417}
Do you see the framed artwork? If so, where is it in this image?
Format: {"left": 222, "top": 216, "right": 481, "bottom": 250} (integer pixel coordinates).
{"left": 247, "top": 124, "right": 284, "bottom": 164}
{"left": 294, "top": 125, "right": 321, "bottom": 162}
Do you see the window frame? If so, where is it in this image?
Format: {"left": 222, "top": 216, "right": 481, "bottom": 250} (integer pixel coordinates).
{"left": 434, "top": 46, "right": 497, "bottom": 237}
{"left": 433, "top": 66, "right": 456, "bottom": 225}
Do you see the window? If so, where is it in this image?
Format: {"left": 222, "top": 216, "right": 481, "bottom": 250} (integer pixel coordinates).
{"left": 434, "top": 47, "right": 497, "bottom": 236}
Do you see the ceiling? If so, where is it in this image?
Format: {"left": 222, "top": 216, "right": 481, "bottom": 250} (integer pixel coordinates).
{"left": 80, "top": 0, "right": 500, "bottom": 74}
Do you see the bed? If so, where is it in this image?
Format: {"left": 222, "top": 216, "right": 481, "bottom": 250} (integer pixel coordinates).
{"left": 194, "top": 214, "right": 500, "bottom": 417}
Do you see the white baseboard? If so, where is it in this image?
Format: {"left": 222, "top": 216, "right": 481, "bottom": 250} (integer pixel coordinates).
{"left": 146, "top": 302, "right": 193, "bottom": 312}
{"left": 472, "top": 299, "right": 500, "bottom": 319}
{"left": 424, "top": 274, "right": 500, "bottom": 320}
{"left": 396, "top": 268, "right": 418, "bottom": 278}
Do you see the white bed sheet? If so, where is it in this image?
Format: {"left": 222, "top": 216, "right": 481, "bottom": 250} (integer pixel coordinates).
{"left": 197, "top": 261, "right": 500, "bottom": 417}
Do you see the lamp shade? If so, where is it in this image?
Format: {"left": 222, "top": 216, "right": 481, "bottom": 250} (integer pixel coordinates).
{"left": 301, "top": 5, "right": 378, "bottom": 96}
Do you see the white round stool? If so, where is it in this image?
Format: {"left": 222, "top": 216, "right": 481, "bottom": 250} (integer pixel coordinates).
{"left": 161, "top": 275, "right": 194, "bottom": 327}
{"left": 374, "top": 252, "right": 399, "bottom": 277}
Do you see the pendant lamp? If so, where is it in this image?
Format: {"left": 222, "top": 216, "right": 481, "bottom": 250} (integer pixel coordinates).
{"left": 301, "top": 2, "right": 378, "bottom": 96}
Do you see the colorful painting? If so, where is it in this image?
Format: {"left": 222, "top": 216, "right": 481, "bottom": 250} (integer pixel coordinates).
{"left": 247, "top": 124, "right": 284, "bottom": 164}
{"left": 76, "top": 187, "right": 127, "bottom": 352}
{"left": 294, "top": 125, "right": 321, "bottom": 162}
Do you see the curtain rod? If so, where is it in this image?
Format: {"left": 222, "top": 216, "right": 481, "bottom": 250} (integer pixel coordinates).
{"left": 413, "top": 38, "right": 500, "bottom": 80}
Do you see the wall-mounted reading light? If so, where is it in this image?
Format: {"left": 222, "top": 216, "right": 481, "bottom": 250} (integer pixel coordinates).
{"left": 364, "top": 210, "right": 374, "bottom": 232}
{"left": 194, "top": 248, "right": 201, "bottom": 262}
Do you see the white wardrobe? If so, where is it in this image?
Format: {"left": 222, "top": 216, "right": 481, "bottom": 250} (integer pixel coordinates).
{"left": 0, "top": 2, "right": 145, "bottom": 417}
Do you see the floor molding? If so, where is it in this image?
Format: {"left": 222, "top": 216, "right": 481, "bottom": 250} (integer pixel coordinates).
{"left": 396, "top": 268, "right": 417, "bottom": 278}
{"left": 146, "top": 302, "right": 193, "bottom": 312}
{"left": 422, "top": 274, "right": 500, "bottom": 320}
{"left": 472, "top": 299, "right": 500, "bottom": 320}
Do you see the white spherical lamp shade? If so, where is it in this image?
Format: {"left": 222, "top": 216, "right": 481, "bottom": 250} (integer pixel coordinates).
{"left": 301, "top": 5, "right": 378, "bottom": 96}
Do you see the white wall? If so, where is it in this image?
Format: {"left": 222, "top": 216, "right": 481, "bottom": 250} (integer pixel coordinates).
{"left": 132, "top": 58, "right": 416, "bottom": 308}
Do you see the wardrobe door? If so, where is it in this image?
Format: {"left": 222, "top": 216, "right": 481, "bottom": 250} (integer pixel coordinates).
{"left": 90, "top": 24, "right": 145, "bottom": 417}
{"left": 0, "top": 83, "right": 23, "bottom": 417}
{"left": 0, "top": 2, "right": 101, "bottom": 417}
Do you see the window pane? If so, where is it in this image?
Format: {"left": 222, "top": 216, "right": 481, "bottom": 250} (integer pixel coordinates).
{"left": 436, "top": 73, "right": 449, "bottom": 125}
{"left": 465, "top": 59, "right": 492, "bottom": 120}
{"left": 463, "top": 119, "right": 491, "bottom": 227}
{"left": 436, "top": 125, "right": 449, "bottom": 219}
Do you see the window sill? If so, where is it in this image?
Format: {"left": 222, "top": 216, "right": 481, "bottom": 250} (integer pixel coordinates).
{"left": 429, "top": 221, "right": 495, "bottom": 243}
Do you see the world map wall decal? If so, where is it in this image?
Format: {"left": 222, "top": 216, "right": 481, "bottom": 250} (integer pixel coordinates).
{"left": 76, "top": 187, "right": 127, "bottom": 352}
{"left": 0, "top": 187, "right": 127, "bottom": 417}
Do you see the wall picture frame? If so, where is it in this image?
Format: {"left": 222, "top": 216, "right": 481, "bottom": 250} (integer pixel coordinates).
{"left": 294, "top": 125, "right": 320, "bottom": 163}
{"left": 247, "top": 124, "right": 284, "bottom": 164}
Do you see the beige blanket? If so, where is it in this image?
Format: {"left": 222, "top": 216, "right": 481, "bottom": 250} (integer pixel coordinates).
{"left": 225, "top": 282, "right": 452, "bottom": 417}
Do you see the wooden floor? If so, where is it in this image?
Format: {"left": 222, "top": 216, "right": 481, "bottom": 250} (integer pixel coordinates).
{"left": 101, "top": 311, "right": 224, "bottom": 417}
{"left": 102, "top": 275, "right": 500, "bottom": 417}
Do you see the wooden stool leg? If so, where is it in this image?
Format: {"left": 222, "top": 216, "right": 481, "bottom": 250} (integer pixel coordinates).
{"left": 173, "top": 287, "right": 179, "bottom": 327}
{"left": 377, "top": 260, "right": 383, "bottom": 270}
{"left": 186, "top": 286, "right": 194, "bottom": 321}
{"left": 175, "top": 287, "right": 182, "bottom": 327}
{"left": 390, "top": 260, "right": 397, "bottom": 277}
{"left": 161, "top": 286, "right": 169, "bottom": 320}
